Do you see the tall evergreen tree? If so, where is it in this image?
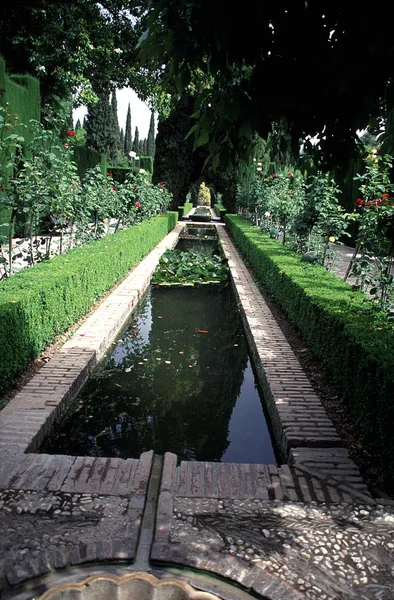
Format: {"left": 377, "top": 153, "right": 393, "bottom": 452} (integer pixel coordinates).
{"left": 132, "top": 126, "right": 140, "bottom": 153}
{"left": 147, "top": 112, "right": 156, "bottom": 157}
{"left": 124, "top": 103, "right": 132, "bottom": 155}
{"left": 120, "top": 128, "right": 124, "bottom": 151}
{"left": 138, "top": 138, "right": 145, "bottom": 155}
{"left": 75, "top": 119, "right": 82, "bottom": 131}
{"left": 143, "top": 138, "right": 148, "bottom": 155}
{"left": 109, "top": 91, "right": 122, "bottom": 161}
{"left": 85, "top": 91, "right": 112, "bottom": 156}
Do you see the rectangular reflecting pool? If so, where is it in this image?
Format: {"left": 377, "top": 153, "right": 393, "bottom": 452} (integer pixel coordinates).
{"left": 40, "top": 284, "right": 279, "bottom": 463}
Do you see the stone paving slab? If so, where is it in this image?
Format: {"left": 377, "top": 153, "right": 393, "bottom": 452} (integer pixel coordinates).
{"left": 151, "top": 454, "right": 394, "bottom": 600}
{"left": 0, "top": 451, "right": 153, "bottom": 595}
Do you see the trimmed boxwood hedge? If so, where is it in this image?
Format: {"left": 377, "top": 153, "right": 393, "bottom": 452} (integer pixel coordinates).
{"left": 226, "top": 214, "right": 394, "bottom": 484}
{"left": 0, "top": 212, "right": 178, "bottom": 394}
{"left": 214, "top": 204, "right": 226, "bottom": 221}
{"left": 178, "top": 203, "right": 193, "bottom": 219}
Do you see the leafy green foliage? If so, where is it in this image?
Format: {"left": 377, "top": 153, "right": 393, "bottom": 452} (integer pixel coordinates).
{"left": 0, "top": 1, "right": 167, "bottom": 112}
{"left": 138, "top": 1, "right": 394, "bottom": 169}
{"left": 346, "top": 148, "right": 394, "bottom": 310}
{"left": 152, "top": 248, "right": 228, "bottom": 286}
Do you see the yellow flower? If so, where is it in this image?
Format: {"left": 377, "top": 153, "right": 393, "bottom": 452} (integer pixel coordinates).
{"left": 329, "top": 236, "right": 336, "bottom": 243}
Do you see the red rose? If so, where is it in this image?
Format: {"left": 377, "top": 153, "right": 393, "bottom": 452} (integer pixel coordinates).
{"left": 356, "top": 198, "right": 364, "bottom": 206}
{"left": 159, "top": 181, "right": 164, "bottom": 186}
{"left": 67, "top": 130, "right": 75, "bottom": 137}
{"left": 107, "top": 172, "right": 113, "bottom": 177}
{"left": 134, "top": 188, "right": 138, "bottom": 193}
{"left": 271, "top": 173, "right": 277, "bottom": 179}
{"left": 375, "top": 199, "right": 381, "bottom": 206}
{"left": 112, "top": 185, "right": 117, "bottom": 191}
{"left": 288, "top": 171, "right": 294, "bottom": 179}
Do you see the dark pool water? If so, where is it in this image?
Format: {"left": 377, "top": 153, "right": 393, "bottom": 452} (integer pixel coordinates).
{"left": 41, "top": 284, "right": 278, "bottom": 463}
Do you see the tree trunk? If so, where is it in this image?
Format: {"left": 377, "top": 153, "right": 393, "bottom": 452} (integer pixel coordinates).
{"left": 344, "top": 244, "right": 359, "bottom": 282}
{"left": 8, "top": 209, "right": 16, "bottom": 277}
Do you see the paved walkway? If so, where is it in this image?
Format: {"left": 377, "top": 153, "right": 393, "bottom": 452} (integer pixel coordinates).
{"left": 0, "top": 218, "right": 393, "bottom": 600}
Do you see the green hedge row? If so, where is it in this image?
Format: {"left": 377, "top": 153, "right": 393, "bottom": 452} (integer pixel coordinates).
{"left": 0, "top": 212, "right": 178, "bottom": 394}
{"left": 73, "top": 146, "right": 107, "bottom": 180}
{"left": 226, "top": 214, "right": 394, "bottom": 483}
{"left": 214, "top": 204, "right": 226, "bottom": 220}
{"left": 0, "top": 56, "right": 41, "bottom": 149}
{"left": 178, "top": 203, "right": 193, "bottom": 219}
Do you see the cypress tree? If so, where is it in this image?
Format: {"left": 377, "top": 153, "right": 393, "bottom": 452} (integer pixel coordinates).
{"left": 75, "top": 118, "right": 82, "bottom": 131}
{"left": 124, "top": 103, "right": 132, "bottom": 155}
{"left": 120, "top": 128, "right": 124, "bottom": 150}
{"left": 138, "top": 138, "right": 145, "bottom": 155}
{"left": 147, "top": 111, "right": 156, "bottom": 156}
{"left": 109, "top": 91, "right": 122, "bottom": 162}
{"left": 132, "top": 126, "right": 140, "bottom": 153}
{"left": 143, "top": 138, "right": 148, "bottom": 155}
{"left": 85, "top": 91, "right": 112, "bottom": 156}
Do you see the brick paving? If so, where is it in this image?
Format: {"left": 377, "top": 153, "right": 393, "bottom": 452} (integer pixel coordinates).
{"left": 1, "top": 218, "right": 393, "bottom": 600}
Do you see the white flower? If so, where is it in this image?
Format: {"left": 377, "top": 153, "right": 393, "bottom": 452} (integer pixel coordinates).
{"left": 114, "top": 48, "right": 123, "bottom": 54}
{"left": 129, "top": 151, "right": 136, "bottom": 158}
{"left": 139, "top": 168, "right": 146, "bottom": 173}
{"left": 257, "top": 162, "right": 262, "bottom": 166}
{"left": 257, "top": 167, "right": 262, "bottom": 171}
{"left": 253, "top": 158, "right": 257, "bottom": 162}
{"left": 135, "top": 156, "right": 140, "bottom": 160}
{"left": 265, "top": 211, "right": 271, "bottom": 217}
{"left": 37, "top": 65, "right": 46, "bottom": 73}
{"left": 89, "top": 44, "right": 95, "bottom": 50}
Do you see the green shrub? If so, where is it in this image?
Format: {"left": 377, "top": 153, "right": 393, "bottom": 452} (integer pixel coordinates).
{"left": 0, "top": 212, "right": 178, "bottom": 393}
{"left": 226, "top": 214, "right": 394, "bottom": 484}
{"left": 214, "top": 204, "right": 226, "bottom": 220}
{"left": 178, "top": 203, "right": 193, "bottom": 219}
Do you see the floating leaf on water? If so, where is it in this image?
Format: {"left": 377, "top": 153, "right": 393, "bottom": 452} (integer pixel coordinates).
{"left": 195, "top": 329, "right": 208, "bottom": 333}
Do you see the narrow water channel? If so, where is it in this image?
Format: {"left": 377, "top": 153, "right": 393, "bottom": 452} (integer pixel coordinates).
{"left": 40, "top": 283, "right": 278, "bottom": 464}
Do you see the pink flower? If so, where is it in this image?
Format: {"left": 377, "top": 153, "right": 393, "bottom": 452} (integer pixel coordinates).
{"left": 135, "top": 201, "right": 141, "bottom": 208}
{"left": 67, "top": 130, "right": 75, "bottom": 137}
{"left": 63, "top": 143, "right": 69, "bottom": 149}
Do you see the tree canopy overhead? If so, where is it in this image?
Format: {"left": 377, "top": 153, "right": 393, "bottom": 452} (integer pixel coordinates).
{"left": 0, "top": 0, "right": 165, "bottom": 110}
{"left": 138, "top": 0, "right": 394, "bottom": 168}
